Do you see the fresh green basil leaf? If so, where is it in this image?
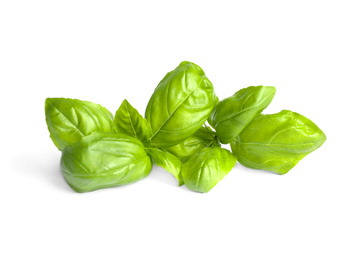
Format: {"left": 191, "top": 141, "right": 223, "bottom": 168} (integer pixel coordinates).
{"left": 45, "top": 98, "right": 113, "bottom": 151}
{"left": 163, "top": 126, "right": 220, "bottom": 163}
{"left": 146, "top": 148, "right": 183, "bottom": 186}
{"left": 145, "top": 61, "right": 218, "bottom": 148}
{"left": 181, "top": 147, "right": 236, "bottom": 193}
{"left": 231, "top": 110, "right": 326, "bottom": 174}
{"left": 61, "top": 132, "right": 152, "bottom": 193}
{"left": 208, "top": 86, "right": 276, "bottom": 144}
{"left": 114, "top": 99, "right": 152, "bottom": 146}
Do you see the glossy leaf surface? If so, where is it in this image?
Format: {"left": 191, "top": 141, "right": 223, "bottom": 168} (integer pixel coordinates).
{"left": 181, "top": 147, "right": 236, "bottom": 193}
{"left": 114, "top": 99, "right": 152, "bottom": 146}
{"left": 208, "top": 86, "right": 276, "bottom": 144}
{"left": 61, "top": 132, "right": 152, "bottom": 192}
{"left": 163, "top": 126, "right": 219, "bottom": 163}
{"left": 146, "top": 148, "right": 183, "bottom": 186}
{"left": 231, "top": 110, "right": 326, "bottom": 174}
{"left": 45, "top": 98, "right": 113, "bottom": 151}
{"left": 145, "top": 61, "right": 218, "bottom": 148}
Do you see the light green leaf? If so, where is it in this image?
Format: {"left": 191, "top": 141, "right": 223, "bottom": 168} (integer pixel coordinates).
{"left": 181, "top": 147, "right": 236, "bottom": 193}
{"left": 208, "top": 86, "right": 276, "bottom": 144}
{"left": 231, "top": 110, "right": 327, "bottom": 174}
{"left": 146, "top": 148, "right": 183, "bottom": 186}
{"left": 145, "top": 61, "right": 218, "bottom": 148}
{"left": 114, "top": 99, "right": 152, "bottom": 146}
{"left": 163, "top": 126, "right": 219, "bottom": 163}
{"left": 61, "top": 132, "right": 152, "bottom": 193}
{"left": 45, "top": 98, "right": 113, "bottom": 151}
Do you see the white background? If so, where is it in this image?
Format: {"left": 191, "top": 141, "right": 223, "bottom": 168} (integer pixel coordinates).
{"left": 1, "top": 1, "right": 360, "bottom": 259}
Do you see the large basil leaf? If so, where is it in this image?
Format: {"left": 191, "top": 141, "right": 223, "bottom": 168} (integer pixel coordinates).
{"left": 231, "top": 110, "right": 326, "bottom": 174}
{"left": 114, "top": 99, "right": 152, "bottom": 146}
{"left": 61, "top": 132, "right": 152, "bottom": 192}
{"left": 208, "top": 86, "right": 276, "bottom": 144}
{"left": 181, "top": 147, "right": 236, "bottom": 193}
{"left": 45, "top": 98, "right": 113, "bottom": 151}
{"left": 145, "top": 61, "right": 218, "bottom": 148}
{"left": 146, "top": 148, "right": 183, "bottom": 186}
{"left": 163, "top": 126, "right": 219, "bottom": 163}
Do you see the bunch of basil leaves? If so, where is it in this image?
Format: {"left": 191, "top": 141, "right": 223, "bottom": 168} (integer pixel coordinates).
{"left": 45, "top": 61, "right": 326, "bottom": 193}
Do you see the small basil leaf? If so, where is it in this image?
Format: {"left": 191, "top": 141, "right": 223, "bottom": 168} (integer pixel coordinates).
{"left": 45, "top": 98, "right": 114, "bottom": 151}
{"left": 145, "top": 61, "right": 218, "bottom": 148}
{"left": 231, "top": 110, "right": 326, "bottom": 174}
{"left": 146, "top": 148, "right": 183, "bottom": 186}
{"left": 208, "top": 86, "right": 276, "bottom": 144}
{"left": 163, "top": 126, "right": 220, "bottom": 163}
{"left": 61, "top": 132, "right": 152, "bottom": 193}
{"left": 114, "top": 99, "right": 152, "bottom": 146}
{"left": 181, "top": 147, "right": 236, "bottom": 193}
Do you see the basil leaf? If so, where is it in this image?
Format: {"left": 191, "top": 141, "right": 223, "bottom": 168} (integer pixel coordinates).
{"left": 231, "top": 110, "right": 326, "bottom": 174}
{"left": 146, "top": 148, "right": 183, "bottom": 186}
{"left": 208, "top": 86, "right": 276, "bottom": 144}
{"left": 114, "top": 99, "right": 152, "bottom": 146}
{"left": 61, "top": 132, "right": 152, "bottom": 193}
{"left": 163, "top": 126, "right": 219, "bottom": 163}
{"left": 181, "top": 147, "right": 236, "bottom": 193}
{"left": 145, "top": 61, "right": 218, "bottom": 148}
{"left": 45, "top": 98, "right": 113, "bottom": 151}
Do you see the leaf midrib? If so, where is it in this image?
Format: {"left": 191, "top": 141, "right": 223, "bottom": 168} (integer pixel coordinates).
{"left": 150, "top": 87, "right": 198, "bottom": 140}
{"left": 47, "top": 101, "right": 86, "bottom": 136}
{"left": 214, "top": 92, "right": 274, "bottom": 127}
{"left": 195, "top": 148, "right": 215, "bottom": 191}
{"left": 125, "top": 102, "right": 138, "bottom": 139}
{"left": 63, "top": 155, "right": 149, "bottom": 178}
{"left": 237, "top": 141, "right": 316, "bottom": 147}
